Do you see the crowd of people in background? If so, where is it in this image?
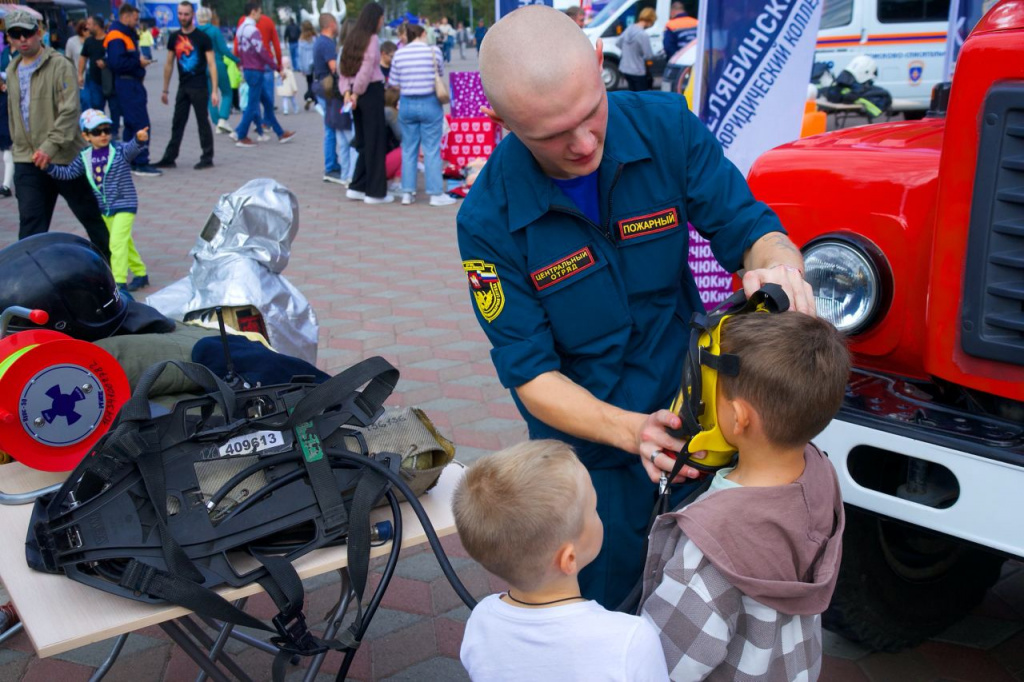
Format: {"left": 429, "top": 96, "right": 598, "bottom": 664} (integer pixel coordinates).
{"left": 1, "top": 1, "right": 494, "bottom": 212}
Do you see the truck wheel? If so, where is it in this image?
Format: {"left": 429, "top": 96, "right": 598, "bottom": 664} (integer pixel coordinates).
{"left": 903, "top": 110, "right": 926, "bottom": 121}
{"left": 602, "top": 59, "right": 623, "bottom": 91}
{"left": 823, "top": 505, "right": 1004, "bottom": 652}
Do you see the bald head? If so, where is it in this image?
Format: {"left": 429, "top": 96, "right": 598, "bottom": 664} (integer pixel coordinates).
{"left": 480, "top": 6, "right": 600, "bottom": 123}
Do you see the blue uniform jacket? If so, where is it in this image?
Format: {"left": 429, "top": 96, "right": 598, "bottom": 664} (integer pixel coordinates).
{"left": 457, "top": 91, "right": 784, "bottom": 470}
{"left": 105, "top": 21, "right": 146, "bottom": 80}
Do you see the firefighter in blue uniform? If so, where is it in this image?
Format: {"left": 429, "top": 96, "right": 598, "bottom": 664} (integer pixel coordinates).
{"left": 457, "top": 7, "right": 816, "bottom": 609}
{"left": 105, "top": 3, "right": 158, "bottom": 175}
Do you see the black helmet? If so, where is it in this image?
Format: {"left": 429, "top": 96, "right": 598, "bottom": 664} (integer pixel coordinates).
{"left": 0, "top": 234, "right": 128, "bottom": 341}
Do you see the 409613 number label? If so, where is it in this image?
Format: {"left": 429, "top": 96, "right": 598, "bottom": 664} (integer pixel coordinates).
{"left": 218, "top": 430, "right": 289, "bottom": 457}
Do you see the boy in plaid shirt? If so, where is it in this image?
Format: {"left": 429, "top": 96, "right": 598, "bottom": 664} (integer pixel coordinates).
{"left": 640, "top": 312, "right": 850, "bottom": 681}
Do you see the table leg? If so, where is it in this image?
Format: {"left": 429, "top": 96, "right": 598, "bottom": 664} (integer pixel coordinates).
{"left": 179, "top": 617, "right": 254, "bottom": 682}
{"left": 196, "top": 615, "right": 284, "bottom": 657}
{"left": 0, "top": 621, "right": 22, "bottom": 645}
{"left": 88, "top": 633, "right": 128, "bottom": 682}
{"left": 303, "top": 569, "right": 353, "bottom": 682}
{"left": 196, "top": 598, "right": 246, "bottom": 682}
{"left": 159, "top": 620, "right": 235, "bottom": 682}
{"left": 0, "top": 484, "right": 63, "bottom": 506}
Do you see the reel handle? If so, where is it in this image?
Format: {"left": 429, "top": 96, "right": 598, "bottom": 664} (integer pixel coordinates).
{"left": 0, "top": 307, "right": 49, "bottom": 338}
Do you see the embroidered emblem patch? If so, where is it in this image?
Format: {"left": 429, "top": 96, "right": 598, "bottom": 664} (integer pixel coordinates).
{"left": 531, "top": 247, "right": 597, "bottom": 291}
{"left": 463, "top": 260, "right": 505, "bottom": 323}
{"left": 617, "top": 208, "right": 680, "bottom": 241}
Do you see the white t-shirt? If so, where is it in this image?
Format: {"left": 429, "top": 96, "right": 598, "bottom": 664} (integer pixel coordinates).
{"left": 460, "top": 594, "right": 670, "bottom": 682}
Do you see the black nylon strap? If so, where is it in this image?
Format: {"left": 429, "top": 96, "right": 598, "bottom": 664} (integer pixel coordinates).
{"left": 284, "top": 356, "right": 398, "bottom": 430}
{"left": 256, "top": 554, "right": 305, "bottom": 620}
{"left": 112, "top": 428, "right": 205, "bottom": 584}
{"left": 119, "top": 560, "right": 273, "bottom": 633}
{"left": 295, "top": 421, "right": 349, "bottom": 535}
{"left": 342, "top": 467, "right": 389, "bottom": 647}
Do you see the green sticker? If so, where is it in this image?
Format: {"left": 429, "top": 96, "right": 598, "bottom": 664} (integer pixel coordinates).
{"left": 296, "top": 421, "right": 323, "bottom": 463}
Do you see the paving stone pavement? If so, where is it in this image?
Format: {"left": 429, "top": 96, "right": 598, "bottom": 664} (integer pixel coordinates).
{"left": 1, "top": 45, "right": 1023, "bottom": 682}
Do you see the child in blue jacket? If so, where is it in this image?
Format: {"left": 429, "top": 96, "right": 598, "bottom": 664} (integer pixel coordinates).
{"left": 46, "top": 109, "right": 150, "bottom": 292}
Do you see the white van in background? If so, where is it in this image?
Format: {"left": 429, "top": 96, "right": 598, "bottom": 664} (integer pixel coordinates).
{"left": 627, "top": 0, "right": 950, "bottom": 117}
{"left": 815, "top": 0, "right": 949, "bottom": 116}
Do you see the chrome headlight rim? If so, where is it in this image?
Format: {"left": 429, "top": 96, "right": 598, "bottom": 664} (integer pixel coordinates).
{"left": 802, "top": 233, "right": 893, "bottom": 335}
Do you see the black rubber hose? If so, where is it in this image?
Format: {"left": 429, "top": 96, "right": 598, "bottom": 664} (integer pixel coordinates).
{"left": 328, "top": 450, "right": 478, "bottom": 611}
{"left": 335, "top": 485, "right": 403, "bottom": 682}
{"left": 206, "top": 452, "right": 301, "bottom": 510}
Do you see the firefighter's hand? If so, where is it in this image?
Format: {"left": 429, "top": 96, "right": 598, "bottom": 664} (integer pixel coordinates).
{"left": 742, "top": 264, "right": 816, "bottom": 316}
{"left": 636, "top": 410, "right": 704, "bottom": 483}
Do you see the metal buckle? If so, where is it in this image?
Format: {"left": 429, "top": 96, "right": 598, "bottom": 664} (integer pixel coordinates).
{"left": 271, "top": 611, "right": 328, "bottom": 656}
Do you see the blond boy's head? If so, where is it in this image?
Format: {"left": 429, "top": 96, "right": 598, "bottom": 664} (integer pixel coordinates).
{"left": 453, "top": 440, "right": 598, "bottom": 591}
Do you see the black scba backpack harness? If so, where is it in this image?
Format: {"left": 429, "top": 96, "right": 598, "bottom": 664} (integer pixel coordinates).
{"left": 28, "top": 356, "right": 475, "bottom": 680}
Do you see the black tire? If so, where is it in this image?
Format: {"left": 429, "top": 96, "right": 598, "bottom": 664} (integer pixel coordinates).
{"left": 903, "top": 110, "right": 927, "bottom": 121}
{"left": 602, "top": 58, "right": 623, "bottom": 91}
{"left": 824, "top": 505, "right": 1005, "bottom": 652}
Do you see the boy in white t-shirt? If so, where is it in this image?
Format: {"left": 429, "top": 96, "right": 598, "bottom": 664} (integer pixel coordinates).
{"left": 454, "top": 440, "right": 669, "bottom": 682}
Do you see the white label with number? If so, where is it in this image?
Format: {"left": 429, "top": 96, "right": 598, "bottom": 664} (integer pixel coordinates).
{"left": 218, "top": 431, "right": 287, "bottom": 457}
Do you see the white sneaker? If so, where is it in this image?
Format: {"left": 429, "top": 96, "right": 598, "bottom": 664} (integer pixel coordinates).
{"left": 364, "top": 194, "right": 395, "bottom": 205}
{"left": 345, "top": 189, "right": 366, "bottom": 201}
{"left": 429, "top": 194, "right": 457, "bottom": 207}
{"left": 401, "top": 192, "right": 415, "bottom": 205}
{"left": 216, "top": 120, "right": 233, "bottom": 134}
{"left": 257, "top": 133, "right": 272, "bottom": 142}
{"left": 228, "top": 131, "right": 238, "bottom": 141}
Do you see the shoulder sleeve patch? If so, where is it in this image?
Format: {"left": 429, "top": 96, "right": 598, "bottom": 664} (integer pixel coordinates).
{"left": 462, "top": 260, "right": 505, "bottom": 323}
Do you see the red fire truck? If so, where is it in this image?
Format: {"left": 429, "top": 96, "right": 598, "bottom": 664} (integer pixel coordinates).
{"left": 747, "top": 0, "right": 1024, "bottom": 652}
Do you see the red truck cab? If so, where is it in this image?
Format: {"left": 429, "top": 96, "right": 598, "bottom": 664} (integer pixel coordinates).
{"left": 747, "top": 0, "right": 1024, "bottom": 652}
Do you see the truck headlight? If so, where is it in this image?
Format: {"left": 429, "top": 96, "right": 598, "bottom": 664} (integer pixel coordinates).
{"left": 803, "top": 236, "right": 890, "bottom": 334}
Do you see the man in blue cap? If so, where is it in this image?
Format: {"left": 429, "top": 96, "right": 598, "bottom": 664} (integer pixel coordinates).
{"left": 457, "top": 5, "right": 815, "bottom": 610}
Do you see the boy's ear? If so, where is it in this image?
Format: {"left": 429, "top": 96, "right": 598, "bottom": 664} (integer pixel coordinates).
{"left": 730, "top": 398, "right": 755, "bottom": 437}
{"left": 554, "top": 541, "right": 578, "bottom": 577}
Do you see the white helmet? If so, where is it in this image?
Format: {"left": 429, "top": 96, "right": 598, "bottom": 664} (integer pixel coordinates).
{"left": 844, "top": 55, "right": 878, "bottom": 84}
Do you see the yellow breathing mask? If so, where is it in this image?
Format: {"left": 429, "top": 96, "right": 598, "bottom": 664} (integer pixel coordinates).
{"left": 668, "top": 284, "right": 790, "bottom": 471}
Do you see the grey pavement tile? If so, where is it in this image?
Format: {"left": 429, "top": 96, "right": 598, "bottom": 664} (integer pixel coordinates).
{"left": 54, "top": 632, "right": 166, "bottom": 668}
{"left": 362, "top": 608, "right": 427, "bottom": 642}
{"left": 373, "top": 551, "right": 479, "bottom": 583}
{"left": 440, "top": 605, "right": 472, "bottom": 624}
{"left": 453, "top": 447, "right": 494, "bottom": 465}
{"left": 303, "top": 570, "right": 345, "bottom": 593}
{"left": 381, "top": 655, "right": 469, "bottom": 681}
{"left": 285, "top": 671, "right": 335, "bottom": 682}
{"left": 415, "top": 398, "right": 480, "bottom": 413}
{"left": 448, "top": 375, "right": 502, "bottom": 388}
{"left": 933, "top": 614, "right": 1024, "bottom": 650}
{"left": 400, "top": 328, "right": 450, "bottom": 338}
{"left": 408, "top": 358, "right": 466, "bottom": 371}
{"left": 461, "top": 417, "right": 527, "bottom": 433}
{"left": 0, "top": 650, "right": 28, "bottom": 668}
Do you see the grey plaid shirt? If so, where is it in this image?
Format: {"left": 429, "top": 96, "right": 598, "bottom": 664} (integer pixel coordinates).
{"left": 639, "top": 518, "right": 822, "bottom": 681}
